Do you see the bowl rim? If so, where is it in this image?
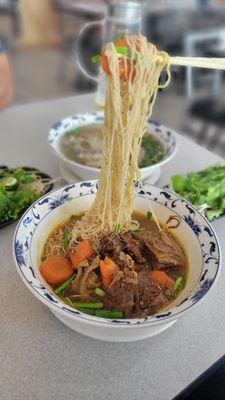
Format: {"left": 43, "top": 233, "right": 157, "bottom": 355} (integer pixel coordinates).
{"left": 13, "top": 181, "right": 221, "bottom": 327}
{"left": 48, "top": 112, "right": 178, "bottom": 173}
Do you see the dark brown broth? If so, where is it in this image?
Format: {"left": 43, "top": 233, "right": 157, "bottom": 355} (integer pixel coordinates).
{"left": 42, "top": 210, "right": 188, "bottom": 318}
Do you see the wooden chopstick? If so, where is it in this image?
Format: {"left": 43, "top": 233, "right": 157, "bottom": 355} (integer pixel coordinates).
{"left": 169, "top": 56, "right": 225, "bottom": 70}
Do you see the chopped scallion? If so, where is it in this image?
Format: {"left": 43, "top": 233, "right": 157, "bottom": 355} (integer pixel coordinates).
{"left": 94, "top": 287, "right": 105, "bottom": 297}
{"left": 91, "top": 54, "right": 100, "bottom": 63}
{"left": 74, "top": 301, "right": 103, "bottom": 309}
{"left": 114, "top": 45, "right": 129, "bottom": 57}
{"left": 63, "top": 227, "right": 70, "bottom": 249}
{"left": 76, "top": 307, "right": 95, "bottom": 315}
{"left": 114, "top": 223, "right": 121, "bottom": 233}
{"left": 55, "top": 273, "right": 76, "bottom": 295}
{"left": 95, "top": 310, "right": 123, "bottom": 319}
{"left": 147, "top": 211, "right": 152, "bottom": 219}
{"left": 174, "top": 276, "right": 185, "bottom": 292}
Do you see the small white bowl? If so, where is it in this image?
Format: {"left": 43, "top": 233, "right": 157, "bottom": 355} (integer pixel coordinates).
{"left": 48, "top": 112, "right": 177, "bottom": 181}
{"left": 13, "top": 182, "right": 221, "bottom": 342}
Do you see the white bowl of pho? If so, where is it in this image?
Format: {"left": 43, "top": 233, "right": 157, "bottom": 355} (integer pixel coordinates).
{"left": 48, "top": 112, "right": 177, "bottom": 181}
{"left": 13, "top": 181, "right": 220, "bottom": 342}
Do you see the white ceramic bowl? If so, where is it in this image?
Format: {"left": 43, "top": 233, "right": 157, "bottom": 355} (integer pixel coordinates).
{"left": 48, "top": 112, "right": 177, "bottom": 181}
{"left": 13, "top": 182, "right": 221, "bottom": 342}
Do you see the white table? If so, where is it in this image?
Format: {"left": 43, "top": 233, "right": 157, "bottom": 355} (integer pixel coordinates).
{"left": 1, "top": 94, "right": 225, "bottom": 400}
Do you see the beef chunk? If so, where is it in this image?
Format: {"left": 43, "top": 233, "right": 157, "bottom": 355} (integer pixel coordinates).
{"left": 111, "top": 249, "right": 134, "bottom": 269}
{"left": 99, "top": 234, "right": 136, "bottom": 269}
{"left": 140, "top": 230, "right": 185, "bottom": 268}
{"left": 138, "top": 270, "right": 172, "bottom": 311}
{"left": 120, "top": 232, "right": 146, "bottom": 264}
{"left": 104, "top": 270, "right": 138, "bottom": 314}
{"left": 99, "top": 234, "right": 122, "bottom": 256}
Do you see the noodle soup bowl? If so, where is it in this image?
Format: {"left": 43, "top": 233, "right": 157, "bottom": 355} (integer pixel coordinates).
{"left": 48, "top": 112, "right": 177, "bottom": 181}
{"left": 13, "top": 181, "right": 221, "bottom": 342}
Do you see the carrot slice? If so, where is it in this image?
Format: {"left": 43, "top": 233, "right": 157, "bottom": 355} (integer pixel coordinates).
{"left": 149, "top": 270, "right": 174, "bottom": 289}
{"left": 100, "top": 257, "right": 119, "bottom": 288}
{"left": 70, "top": 240, "right": 93, "bottom": 268}
{"left": 40, "top": 256, "right": 73, "bottom": 285}
{"left": 101, "top": 55, "right": 135, "bottom": 81}
{"left": 100, "top": 53, "right": 111, "bottom": 75}
{"left": 114, "top": 37, "right": 128, "bottom": 47}
{"left": 100, "top": 35, "right": 137, "bottom": 81}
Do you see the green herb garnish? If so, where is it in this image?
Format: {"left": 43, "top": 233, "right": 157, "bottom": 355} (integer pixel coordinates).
{"left": 74, "top": 301, "right": 103, "bottom": 309}
{"left": 91, "top": 44, "right": 138, "bottom": 65}
{"left": 0, "top": 167, "right": 45, "bottom": 223}
{"left": 147, "top": 211, "right": 152, "bottom": 219}
{"left": 174, "top": 276, "right": 185, "bottom": 293}
{"left": 91, "top": 54, "right": 100, "bottom": 63}
{"left": 114, "top": 223, "right": 121, "bottom": 233}
{"left": 55, "top": 273, "right": 76, "bottom": 295}
{"left": 95, "top": 310, "right": 123, "bottom": 319}
{"left": 139, "top": 134, "right": 164, "bottom": 168}
{"left": 76, "top": 307, "right": 96, "bottom": 315}
{"left": 94, "top": 287, "right": 105, "bottom": 297}
{"left": 171, "top": 164, "right": 225, "bottom": 221}
{"left": 63, "top": 227, "right": 70, "bottom": 249}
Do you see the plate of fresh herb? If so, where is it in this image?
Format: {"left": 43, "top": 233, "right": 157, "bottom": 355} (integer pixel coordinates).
{"left": 169, "top": 164, "right": 225, "bottom": 221}
{"left": 0, "top": 166, "right": 54, "bottom": 228}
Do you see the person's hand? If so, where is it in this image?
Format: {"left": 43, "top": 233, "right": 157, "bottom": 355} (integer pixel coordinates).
{"left": 0, "top": 53, "right": 13, "bottom": 109}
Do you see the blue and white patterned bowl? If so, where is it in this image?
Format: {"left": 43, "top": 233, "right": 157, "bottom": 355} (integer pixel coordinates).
{"left": 13, "top": 182, "right": 221, "bottom": 342}
{"left": 48, "top": 112, "right": 177, "bottom": 181}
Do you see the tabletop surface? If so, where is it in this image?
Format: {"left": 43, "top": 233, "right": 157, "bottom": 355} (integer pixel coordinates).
{"left": 1, "top": 93, "right": 225, "bottom": 400}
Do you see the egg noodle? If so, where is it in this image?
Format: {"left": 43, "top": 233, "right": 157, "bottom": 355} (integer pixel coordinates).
{"left": 72, "top": 35, "right": 170, "bottom": 243}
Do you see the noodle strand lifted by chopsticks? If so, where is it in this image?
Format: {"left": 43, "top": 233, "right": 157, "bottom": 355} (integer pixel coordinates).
{"left": 72, "top": 35, "right": 170, "bottom": 243}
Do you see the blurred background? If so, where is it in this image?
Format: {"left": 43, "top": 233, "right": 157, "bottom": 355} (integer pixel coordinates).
{"left": 1, "top": 0, "right": 225, "bottom": 157}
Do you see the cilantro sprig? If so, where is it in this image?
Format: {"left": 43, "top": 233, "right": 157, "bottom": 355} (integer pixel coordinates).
{"left": 171, "top": 164, "right": 225, "bottom": 221}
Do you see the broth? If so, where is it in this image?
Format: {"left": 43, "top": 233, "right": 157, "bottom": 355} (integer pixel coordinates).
{"left": 41, "top": 211, "right": 188, "bottom": 319}
{"left": 59, "top": 124, "right": 164, "bottom": 168}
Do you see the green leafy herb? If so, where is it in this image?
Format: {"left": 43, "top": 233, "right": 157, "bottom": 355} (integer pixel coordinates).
{"left": 147, "top": 211, "right": 152, "bottom": 219}
{"left": 55, "top": 273, "right": 76, "bottom": 295}
{"left": 0, "top": 177, "right": 18, "bottom": 191}
{"left": 13, "top": 168, "right": 36, "bottom": 184}
{"left": 0, "top": 167, "right": 46, "bottom": 223}
{"left": 114, "top": 223, "right": 121, "bottom": 233}
{"left": 171, "top": 164, "right": 225, "bottom": 221}
{"left": 63, "top": 228, "right": 70, "bottom": 249}
{"left": 171, "top": 175, "right": 186, "bottom": 192}
{"left": 174, "top": 276, "right": 185, "bottom": 293}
